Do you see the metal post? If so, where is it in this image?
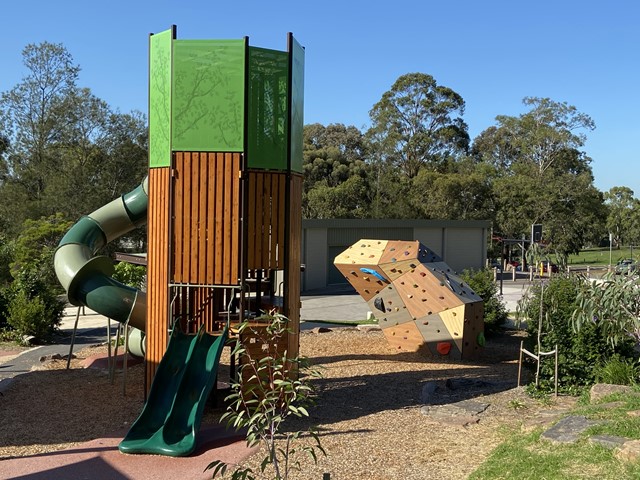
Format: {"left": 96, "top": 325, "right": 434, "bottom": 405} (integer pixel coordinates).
{"left": 517, "top": 340, "right": 524, "bottom": 387}
{"left": 111, "top": 323, "right": 123, "bottom": 384}
{"left": 66, "top": 306, "right": 82, "bottom": 369}
{"left": 554, "top": 345, "right": 559, "bottom": 397}
{"left": 535, "top": 284, "right": 544, "bottom": 387}
{"left": 107, "top": 317, "right": 112, "bottom": 372}
{"left": 609, "top": 233, "right": 613, "bottom": 271}
{"left": 123, "top": 320, "right": 130, "bottom": 396}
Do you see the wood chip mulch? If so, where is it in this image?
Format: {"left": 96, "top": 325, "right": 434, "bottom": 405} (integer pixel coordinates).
{"left": 0, "top": 328, "right": 559, "bottom": 479}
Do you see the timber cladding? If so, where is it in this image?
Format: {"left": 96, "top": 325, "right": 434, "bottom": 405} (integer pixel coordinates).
{"left": 246, "top": 170, "right": 288, "bottom": 270}
{"left": 171, "top": 152, "right": 241, "bottom": 286}
{"left": 285, "top": 173, "right": 303, "bottom": 359}
{"left": 146, "top": 167, "right": 171, "bottom": 388}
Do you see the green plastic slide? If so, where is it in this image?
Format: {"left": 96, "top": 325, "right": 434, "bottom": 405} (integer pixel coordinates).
{"left": 119, "top": 326, "right": 228, "bottom": 456}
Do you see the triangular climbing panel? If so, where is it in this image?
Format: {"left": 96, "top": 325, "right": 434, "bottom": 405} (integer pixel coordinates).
{"left": 334, "top": 239, "right": 485, "bottom": 360}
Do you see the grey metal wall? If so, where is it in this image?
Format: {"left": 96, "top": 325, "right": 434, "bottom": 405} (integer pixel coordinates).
{"left": 301, "top": 219, "right": 490, "bottom": 292}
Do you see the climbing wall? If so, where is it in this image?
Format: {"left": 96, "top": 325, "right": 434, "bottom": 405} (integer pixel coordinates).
{"left": 334, "top": 239, "right": 485, "bottom": 360}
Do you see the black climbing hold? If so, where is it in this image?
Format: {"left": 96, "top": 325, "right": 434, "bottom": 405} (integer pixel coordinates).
{"left": 374, "top": 297, "right": 385, "bottom": 312}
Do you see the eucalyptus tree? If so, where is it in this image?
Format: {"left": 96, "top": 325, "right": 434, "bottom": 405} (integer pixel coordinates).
{"left": 604, "top": 186, "right": 640, "bottom": 248}
{"left": 0, "top": 42, "right": 147, "bottom": 236}
{"left": 302, "top": 123, "right": 371, "bottom": 218}
{"left": 472, "top": 97, "right": 605, "bottom": 259}
{"left": 367, "top": 73, "right": 469, "bottom": 178}
{"left": 0, "top": 42, "right": 80, "bottom": 209}
{"left": 409, "top": 162, "right": 495, "bottom": 220}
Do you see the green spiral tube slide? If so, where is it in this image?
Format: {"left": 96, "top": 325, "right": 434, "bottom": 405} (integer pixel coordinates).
{"left": 54, "top": 178, "right": 148, "bottom": 336}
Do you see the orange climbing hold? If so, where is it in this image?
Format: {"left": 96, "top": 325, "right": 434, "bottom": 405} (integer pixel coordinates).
{"left": 436, "top": 342, "right": 452, "bottom": 355}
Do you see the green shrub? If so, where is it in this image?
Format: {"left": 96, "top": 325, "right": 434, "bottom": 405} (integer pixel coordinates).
{"left": 0, "top": 286, "right": 10, "bottom": 331}
{"left": 519, "top": 275, "right": 635, "bottom": 394}
{"left": 0, "top": 236, "right": 15, "bottom": 286}
{"left": 573, "top": 272, "right": 640, "bottom": 347}
{"left": 113, "top": 262, "right": 146, "bottom": 289}
{"left": 6, "top": 268, "right": 64, "bottom": 341}
{"left": 10, "top": 213, "right": 73, "bottom": 291}
{"left": 594, "top": 355, "right": 640, "bottom": 386}
{"left": 460, "top": 268, "right": 508, "bottom": 332}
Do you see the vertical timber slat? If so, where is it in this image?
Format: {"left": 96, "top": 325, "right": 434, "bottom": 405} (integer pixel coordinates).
{"left": 199, "top": 155, "right": 208, "bottom": 284}
{"left": 262, "top": 175, "right": 272, "bottom": 268}
{"left": 172, "top": 153, "right": 183, "bottom": 283}
{"left": 147, "top": 167, "right": 171, "bottom": 389}
{"left": 223, "top": 153, "right": 233, "bottom": 284}
{"left": 231, "top": 153, "right": 240, "bottom": 284}
{"left": 190, "top": 153, "right": 200, "bottom": 283}
{"left": 215, "top": 153, "right": 225, "bottom": 284}
{"left": 207, "top": 153, "right": 216, "bottom": 285}
{"left": 247, "top": 172, "right": 256, "bottom": 269}
{"left": 255, "top": 172, "right": 264, "bottom": 269}
{"left": 277, "top": 174, "right": 286, "bottom": 269}
{"left": 285, "top": 173, "right": 303, "bottom": 359}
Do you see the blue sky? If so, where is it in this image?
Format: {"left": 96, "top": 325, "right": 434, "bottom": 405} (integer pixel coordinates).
{"left": 1, "top": 0, "right": 638, "bottom": 196}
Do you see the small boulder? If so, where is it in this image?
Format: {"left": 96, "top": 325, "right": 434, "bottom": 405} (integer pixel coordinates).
{"left": 21, "top": 335, "right": 37, "bottom": 346}
{"left": 357, "top": 324, "right": 380, "bottom": 332}
{"left": 616, "top": 439, "right": 640, "bottom": 463}
{"left": 590, "top": 384, "right": 633, "bottom": 403}
{"left": 310, "top": 327, "right": 332, "bottom": 334}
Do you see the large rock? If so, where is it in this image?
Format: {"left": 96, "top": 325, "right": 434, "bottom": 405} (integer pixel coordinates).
{"left": 540, "top": 416, "right": 602, "bottom": 444}
{"left": 590, "top": 383, "right": 633, "bottom": 403}
{"left": 616, "top": 439, "right": 640, "bottom": 462}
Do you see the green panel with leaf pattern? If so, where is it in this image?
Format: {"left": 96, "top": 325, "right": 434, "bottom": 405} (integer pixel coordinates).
{"left": 172, "top": 40, "right": 244, "bottom": 152}
{"left": 247, "top": 47, "right": 289, "bottom": 171}
{"left": 290, "top": 37, "right": 305, "bottom": 173}
{"left": 149, "top": 29, "right": 172, "bottom": 168}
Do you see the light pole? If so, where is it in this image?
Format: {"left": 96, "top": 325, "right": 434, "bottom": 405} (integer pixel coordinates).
{"left": 609, "top": 233, "right": 613, "bottom": 271}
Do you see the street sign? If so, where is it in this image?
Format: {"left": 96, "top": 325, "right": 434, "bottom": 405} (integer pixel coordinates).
{"left": 532, "top": 224, "right": 542, "bottom": 243}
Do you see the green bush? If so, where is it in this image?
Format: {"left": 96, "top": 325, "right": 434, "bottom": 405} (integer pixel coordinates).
{"left": 594, "top": 355, "right": 640, "bottom": 386}
{"left": 0, "top": 286, "right": 10, "bottom": 331}
{"left": 113, "top": 262, "right": 146, "bottom": 289}
{"left": 6, "top": 268, "right": 64, "bottom": 341}
{"left": 519, "top": 275, "right": 635, "bottom": 394}
{"left": 0, "top": 235, "right": 15, "bottom": 286}
{"left": 573, "top": 272, "right": 640, "bottom": 348}
{"left": 460, "top": 268, "right": 508, "bottom": 332}
{"left": 10, "top": 213, "right": 73, "bottom": 293}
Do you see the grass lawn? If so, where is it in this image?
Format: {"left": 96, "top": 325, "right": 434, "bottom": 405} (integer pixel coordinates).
{"left": 568, "top": 247, "right": 638, "bottom": 266}
{"left": 469, "top": 390, "right": 640, "bottom": 480}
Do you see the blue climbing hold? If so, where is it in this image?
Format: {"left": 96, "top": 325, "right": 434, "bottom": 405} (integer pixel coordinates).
{"left": 360, "top": 268, "right": 389, "bottom": 283}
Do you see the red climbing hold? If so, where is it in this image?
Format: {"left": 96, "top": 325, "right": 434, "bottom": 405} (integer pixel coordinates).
{"left": 436, "top": 342, "right": 452, "bottom": 355}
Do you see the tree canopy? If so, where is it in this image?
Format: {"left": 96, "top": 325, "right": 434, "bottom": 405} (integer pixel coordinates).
{"left": 367, "top": 73, "right": 469, "bottom": 178}
{"left": 0, "top": 42, "right": 147, "bottom": 236}
{"left": 0, "top": 41, "right": 636, "bottom": 282}
{"left": 472, "top": 97, "right": 606, "bottom": 259}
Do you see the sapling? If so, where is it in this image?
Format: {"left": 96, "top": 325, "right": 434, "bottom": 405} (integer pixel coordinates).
{"left": 206, "top": 312, "right": 325, "bottom": 480}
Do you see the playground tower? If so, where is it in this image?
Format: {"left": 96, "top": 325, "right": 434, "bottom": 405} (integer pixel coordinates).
{"left": 145, "top": 27, "right": 305, "bottom": 387}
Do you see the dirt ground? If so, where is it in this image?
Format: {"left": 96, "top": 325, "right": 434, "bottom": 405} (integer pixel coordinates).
{"left": 0, "top": 328, "right": 573, "bottom": 479}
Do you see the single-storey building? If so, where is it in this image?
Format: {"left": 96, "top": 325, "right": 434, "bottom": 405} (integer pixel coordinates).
{"left": 301, "top": 219, "right": 491, "bottom": 292}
